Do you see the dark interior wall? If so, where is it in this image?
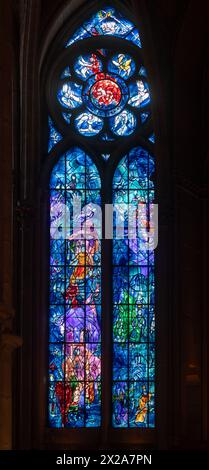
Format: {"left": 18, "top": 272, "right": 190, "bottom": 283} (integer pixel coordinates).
{"left": 0, "top": 0, "right": 208, "bottom": 450}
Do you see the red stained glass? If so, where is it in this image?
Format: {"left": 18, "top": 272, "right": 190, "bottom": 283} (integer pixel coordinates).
{"left": 91, "top": 78, "right": 121, "bottom": 108}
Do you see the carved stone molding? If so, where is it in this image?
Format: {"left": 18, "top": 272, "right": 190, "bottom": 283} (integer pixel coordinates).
{"left": 0, "top": 304, "right": 15, "bottom": 334}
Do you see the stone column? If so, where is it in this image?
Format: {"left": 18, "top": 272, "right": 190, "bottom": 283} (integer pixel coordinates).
{"left": 0, "top": 0, "right": 22, "bottom": 450}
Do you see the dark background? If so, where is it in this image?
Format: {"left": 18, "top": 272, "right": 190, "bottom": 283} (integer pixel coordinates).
{"left": 0, "top": 0, "right": 208, "bottom": 451}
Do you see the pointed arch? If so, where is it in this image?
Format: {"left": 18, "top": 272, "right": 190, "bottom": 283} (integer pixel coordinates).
{"left": 46, "top": 1, "right": 156, "bottom": 432}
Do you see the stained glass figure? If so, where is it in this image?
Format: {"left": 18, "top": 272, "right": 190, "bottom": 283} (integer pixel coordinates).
{"left": 58, "top": 82, "right": 82, "bottom": 109}
{"left": 110, "top": 110, "right": 136, "bottom": 136}
{"left": 49, "top": 148, "right": 101, "bottom": 427}
{"left": 75, "top": 112, "right": 103, "bottom": 136}
{"left": 112, "top": 147, "right": 155, "bottom": 428}
{"left": 74, "top": 53, "right": 103, "bottom": 80}
{"left": 128, "top": 81, "right": 150, "bottom": 108}
{"left": 66, "top": 8, "right": 142, "bottom": 47}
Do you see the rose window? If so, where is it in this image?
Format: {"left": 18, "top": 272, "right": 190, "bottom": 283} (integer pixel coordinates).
{"left": 55, "top": 51, "right": 151, "bottom": 138}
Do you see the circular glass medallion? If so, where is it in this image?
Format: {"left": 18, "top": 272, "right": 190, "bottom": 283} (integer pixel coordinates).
{"left": 110, "top": 109, "right": 136, "bottom": 136}
{"left": 90, "top": 78, "right": 121, "bottom": 109}
{"left": 75, "top": 112, "right": 103, "bottom": 136}
{"left": 83, "top": 73, "right": 129, "bottom": 117}
{"left": 108, "top": 53, "right": 136, "bottom": 79}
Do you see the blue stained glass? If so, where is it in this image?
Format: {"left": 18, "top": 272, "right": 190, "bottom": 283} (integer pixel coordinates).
{"left": 112, "top": 382, "right": 128, "bottom": 427}
{"left": 49, "top": 344, "right": 65, "bottom": 382}
{"left": 49, "top": 305, "right": 65, "bottom": 342}
{"left": 125, "top": 28, "right": 142, "bottom": 48}
{"left": 129, "top": 305, "right": 149, "bottom": 342}
{"left": 83, "top": 73, "right": 128, "bottom": 118}
{"left": 148, "top": 133, "right": 155, "bottom": 144}
{"left": 48, "top": 117, "right": 62, "bottom": 152}
{"left": 129, "top": 344, "right": 148, "bottom": 380}
{"left": 83, "top": 8, "right": 133, "bottom": 38}
{"left": 129, "top": 382, "right": 153, "bottom": 427}
{"left": 85, "top": 382, "right": 101, "bottom": 427}
{"left": 50, "top": 239, "right": 66, "bottom": 265}
{"left": 97, "top": 48, "right": 108, "bottom": 57}
{"left": 60, "top": 66, "right": 71, "bottom": 79}
{"left": 75, "top": 112, "right": 103, "bottom": 136}
{"left": 49, "top": 383, "right": 63, "bottom": 427}
{"left": 101, "top": 154, "right": 110, "bottom": 161}
{"left": 139, "top": 66, "right": 147, "bottom": 77}
{"left": 113, "top": 148, "right": 154, "bottom": 190}
{"left": 110, "top": 110, "right": 136, "bottom": 136}
{"left": 58, "top": 82, "right": 82, "bottom": 109}
{"left": 49, "top": 4, "right": 155, "bottom": 430}
{"left": 49, "top": 148, "right": 101, "bottom": 427}
{"left": 113, "top": 304, "right": 128, "bottom": 342}
{"left": 140, "top": 112, "right": 149, "bottom": 123}
{"left": 66, "top": 27, "right": 91, "bottom": 47}
{"left": 62, "top": 112, "right": 71, "bottom": 124}
{"left": 101, "top": 132, "right": 114, "bottom": 141}
{"left": 128, "top": 80, "right": 150, "bottom": 108}
{"left": 113, "top": 343, "right": 128, "bottom": 380}
{"left": 74, "top": 53, "right": 103, "bottom": 81}
{"left": 112, "top": 144, "right": 155, "bottom": 428}
{"left": 108, "top": 53, "right": 136, "bottom": 79}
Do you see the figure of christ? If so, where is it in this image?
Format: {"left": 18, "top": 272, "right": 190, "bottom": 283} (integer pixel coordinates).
{"left": 65, "top": 222, "right": 100, "bottom": 304}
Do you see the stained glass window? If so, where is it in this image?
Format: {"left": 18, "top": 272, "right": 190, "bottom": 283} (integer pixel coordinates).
{"left": 49, "top": 149, "right": 102, "bottom": 427}
{"left": 47, "top": 4, "right": 155, "bottom": 430}
{"left": 112, "top": 148, "right": 155, "bottom": 427}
